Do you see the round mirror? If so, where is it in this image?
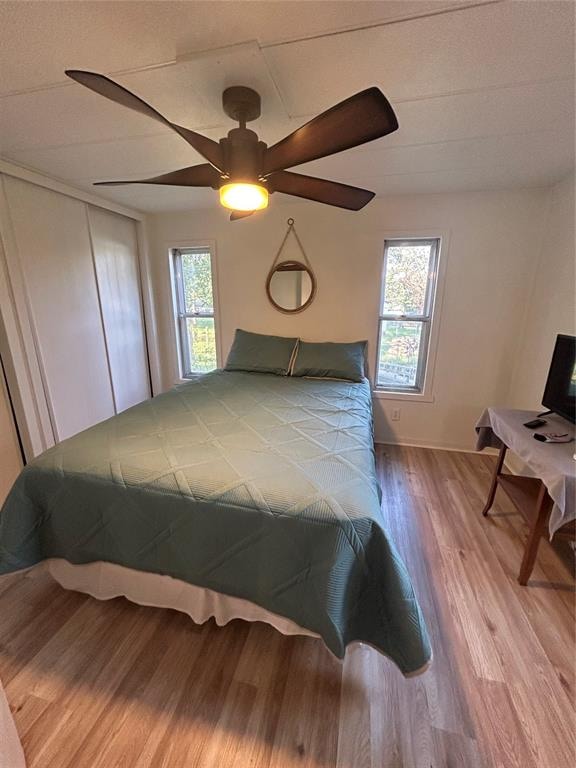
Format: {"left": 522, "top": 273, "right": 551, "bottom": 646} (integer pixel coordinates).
{"left": 266, "top": 260, "right": 316, "bottom": 314}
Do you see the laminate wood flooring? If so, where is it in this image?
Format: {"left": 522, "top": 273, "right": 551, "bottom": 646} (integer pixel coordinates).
{"left": 1, "top": 446, "right": 574, "bottom": 767}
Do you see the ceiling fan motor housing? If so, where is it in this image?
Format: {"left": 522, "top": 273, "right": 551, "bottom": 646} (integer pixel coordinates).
{"left": 220, "top": 127, "right": 267, "bottom": 186}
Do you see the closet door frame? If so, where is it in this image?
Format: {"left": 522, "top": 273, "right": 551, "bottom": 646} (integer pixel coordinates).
{"left": 0, "top": 160, "right": 161, "bottom": 459}
{"left": 0, "top": 351, "right": 25, "bottom": 503}
{"left": 0, "top": 174, "right": 54, "bottom": 458}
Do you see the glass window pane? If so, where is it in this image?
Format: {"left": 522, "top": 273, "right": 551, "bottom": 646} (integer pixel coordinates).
{"left": 378, "top": 320, "right": 423, "bottom": 389}
{"left": 181, "top": 251, "right": 214, "bottom": 314}
{"left": 382, "top": 243, "right": 433, "bottom": 315}
{"left": 186, "top": 317, "right": 217, "bottom": 373}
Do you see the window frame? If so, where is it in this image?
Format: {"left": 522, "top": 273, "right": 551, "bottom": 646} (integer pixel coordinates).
{"left": 170, "top": 244, "right": 221, "bottom": 379}
{"left": 374, "top": 236, "right": 443, "bottom": 399}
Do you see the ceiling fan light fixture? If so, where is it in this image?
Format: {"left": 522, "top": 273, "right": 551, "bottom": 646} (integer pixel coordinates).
{"left": 219, "top": 182, "right": 268, "bottom": 212}
{"left": 65, "top": 72, "right": 398, "bottom": 216}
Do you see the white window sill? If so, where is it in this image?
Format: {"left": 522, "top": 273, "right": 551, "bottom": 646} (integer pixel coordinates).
{"left": 372, "top": 389, "right": 435, "bottom": 403}
{"left": 174, "top": 375, "right": 202, "bottom": 386}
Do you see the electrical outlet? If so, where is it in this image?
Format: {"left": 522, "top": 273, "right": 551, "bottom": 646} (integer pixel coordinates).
{"left": 391, "top": 408, "right": 401, "bottom": 422}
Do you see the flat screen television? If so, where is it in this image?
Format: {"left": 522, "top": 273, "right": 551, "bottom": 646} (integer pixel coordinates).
{"left": 542, "top": 334, "right": 576, "bottom": 423}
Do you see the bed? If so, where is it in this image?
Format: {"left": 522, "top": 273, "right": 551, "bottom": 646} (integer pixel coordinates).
{"left": 0, "top": 370, "right": 431, "bottom": 676}
{"left": 0, "top": 677, "right": 25, "bottom": 768}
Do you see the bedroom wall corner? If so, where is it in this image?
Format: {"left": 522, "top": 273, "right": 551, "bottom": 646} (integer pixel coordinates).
{"left": 507, "top": 172, "right": 576, "bottom": 411}
{"left": 138, "top": 215, "right": 163, "bottom": 396}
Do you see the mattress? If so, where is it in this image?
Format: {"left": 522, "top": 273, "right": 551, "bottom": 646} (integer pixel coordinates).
{"left": 0, "top": 370, "right": 431, "bottom": 675}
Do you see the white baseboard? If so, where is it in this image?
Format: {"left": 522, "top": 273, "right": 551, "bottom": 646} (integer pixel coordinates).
{"left": 374, "top": 438, "right": 500, "bottom": 456}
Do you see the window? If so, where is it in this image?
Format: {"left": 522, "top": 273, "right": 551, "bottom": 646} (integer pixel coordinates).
{"left": 376, "top": 238, "right": 440, "bottom": 393}
{"left": 172, "top": 247, "right": 218, "bottom": 377}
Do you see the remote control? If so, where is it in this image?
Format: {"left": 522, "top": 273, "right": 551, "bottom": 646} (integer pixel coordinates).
{"left": 523, "top": 418, "right": 547, "bottom": 429}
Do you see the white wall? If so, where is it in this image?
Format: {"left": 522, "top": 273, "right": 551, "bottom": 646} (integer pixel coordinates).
{"left": 508, "top": 173, "right": 575, "bottom": 409}
{"left": 146, "top": 188, "right": 548, "bottom": 449}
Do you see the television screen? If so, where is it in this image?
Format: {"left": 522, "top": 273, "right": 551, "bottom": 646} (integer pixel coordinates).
{"left": 542, "top": 334, "right": 576, "bottom": 423}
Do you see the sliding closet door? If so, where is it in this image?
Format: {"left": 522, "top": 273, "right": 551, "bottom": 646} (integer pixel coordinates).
{"left": 3, "top": 177, "right": 115, "bottom": 440}
{"left": 88, "top": 207, "right": 150, "bottom": 412}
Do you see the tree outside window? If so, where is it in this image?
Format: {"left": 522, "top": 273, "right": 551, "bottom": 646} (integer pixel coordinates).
{"left": 173, "top": 249, "right": 218, "bottom": 376}
{"left": 377, "top": 239, "right": 440, "bottom": 392}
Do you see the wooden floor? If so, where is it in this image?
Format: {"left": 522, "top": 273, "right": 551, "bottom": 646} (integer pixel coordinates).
{"left": 1, "top": 446, "right": 574, "bottom": 768}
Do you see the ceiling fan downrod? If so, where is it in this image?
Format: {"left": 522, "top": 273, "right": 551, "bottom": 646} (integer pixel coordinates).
{"left": 220, "top": 86, "right": 267, "bottom": 184}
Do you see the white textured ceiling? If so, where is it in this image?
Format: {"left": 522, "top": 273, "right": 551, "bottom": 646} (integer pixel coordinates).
{"left": 0, "top": 0, "right": 574, "bottom": 212}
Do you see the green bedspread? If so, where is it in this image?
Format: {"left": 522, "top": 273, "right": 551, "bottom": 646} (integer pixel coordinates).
{"left": 0, "top": 371, "right": 431, "bottom": 674}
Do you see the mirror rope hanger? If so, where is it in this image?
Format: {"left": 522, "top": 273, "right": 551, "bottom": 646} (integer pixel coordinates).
{"left": 269, "top": 218, "right": 313, "bottom": 273}
{"left": 266, "top": 218, "right": 317, "bottom": 314}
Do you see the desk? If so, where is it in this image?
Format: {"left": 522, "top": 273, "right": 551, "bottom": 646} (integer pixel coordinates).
{"left": 476, "top": 408, "right": 575, "bottom": 585}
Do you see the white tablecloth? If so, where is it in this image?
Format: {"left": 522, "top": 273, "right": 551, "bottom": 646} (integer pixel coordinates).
{"left": 476, "top": 408, "right": 575, "bottom": 536}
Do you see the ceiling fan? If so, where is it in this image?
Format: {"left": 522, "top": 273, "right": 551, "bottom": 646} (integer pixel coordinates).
{"left": 65, "top": 70, "right": 399, "bottom": 220}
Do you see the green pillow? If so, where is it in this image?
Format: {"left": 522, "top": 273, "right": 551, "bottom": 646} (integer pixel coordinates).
{"left": 292, "top": 340, "right": 367, "bottom": 382}
{"left": 225, "top": 329, "right": 298, "bottom": 376}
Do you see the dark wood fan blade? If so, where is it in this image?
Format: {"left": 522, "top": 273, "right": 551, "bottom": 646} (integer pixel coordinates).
{"left": 65, "top": 70, "right": 225, "bottom": 171}
{"left": 263, "top": 88, "right": 398, "bottom": 175}
{"left": 169, "top": 125, "right": 225, "bottom": 172}
{"left": 267, "top": 171, "right": 374, "bottom": 210}
{"left": 94, "top": 164, "right": 221, "bottom": 188}
{"left": 66, "top": 69, "right": 171, "bottom": 125}
{"left": 230, "top": 210, "right": 255, "bottom": 221}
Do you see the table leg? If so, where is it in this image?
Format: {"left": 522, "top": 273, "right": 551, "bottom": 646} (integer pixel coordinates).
{"left": 518, "top": 483, "right": 553, "bottom": 586}
{"left": 482, "top": 444, "right": 507, "bottom": 516}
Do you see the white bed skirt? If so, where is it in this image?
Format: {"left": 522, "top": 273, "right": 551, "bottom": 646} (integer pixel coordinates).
{"left": 0, "top": 680, "right": 25, "bottom": 768}
{"left": 45, "top": 559, "right": 320, "bottom": 641}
